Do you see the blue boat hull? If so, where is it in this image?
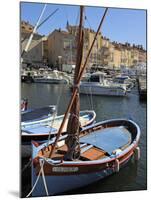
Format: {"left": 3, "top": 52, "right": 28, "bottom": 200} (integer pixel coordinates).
{"left": 32, "top": 166, "right": 114, "bottom": 196}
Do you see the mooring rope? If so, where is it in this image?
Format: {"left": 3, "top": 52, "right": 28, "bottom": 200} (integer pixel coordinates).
{"left": 40, "top": 160, "right": 49, "bottom": 196}
{"left": 26, "top": 160, "right": 44, "bottom": 197}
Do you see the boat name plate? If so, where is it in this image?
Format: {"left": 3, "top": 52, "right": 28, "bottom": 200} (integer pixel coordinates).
{"left": 52, "top": 167, "right": 79, "bottom": 173}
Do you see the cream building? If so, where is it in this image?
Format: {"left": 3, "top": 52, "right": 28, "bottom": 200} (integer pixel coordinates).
{"left": 21, "top": 33, "right": 44, "bottom": 65}
{"left": 67, "top": 25, "right": 103, "bottom": 67}
{"left": 47, "top": 29, "right": 76, "bottom": 69}
{"left": 21, "top": 21, "right": 34, "bottom": 33}
{"left": 21, "top": 21, "right": 146, "bottom": 70}
{"left": 47, "top": 25, "right": 103, "bottom": 69}
{"left": 112, "top": 46, "right": 121, "bottom": 69}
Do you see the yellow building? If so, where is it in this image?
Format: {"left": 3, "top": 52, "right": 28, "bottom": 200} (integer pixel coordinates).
{"left": 112, "top": 46, "right": 121, "bottom": 68}
{"left": 111, "top": 42, "right": 146, "bottom": 68}
{"left": 67, "top": 25, "right": 103, "bottom": 67}
{"left": 21, "top": 21, "right": 34, "bottom": 33}
{"left": 21, "top": 20, "right": 146, "bottom": 70}
{"left": 47, "top": 29, "right": 76, "bottom": 69}
{"left": 130, "top": 46, "right": 139, "bottom": 66}
{"left": 99, "top": 37, "right": 113, "bottom": 67}
{"left": 47, "top": 25, "right": 103, "bottom": 68}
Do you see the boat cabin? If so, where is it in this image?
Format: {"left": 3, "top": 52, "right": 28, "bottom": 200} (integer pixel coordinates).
{"left": 89, "top": 72, "right": 106, "bottom": 84}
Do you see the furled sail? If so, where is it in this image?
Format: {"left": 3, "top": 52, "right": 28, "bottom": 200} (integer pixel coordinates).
{"left": 65, "top": 6, "right": 84, "bottom": 160}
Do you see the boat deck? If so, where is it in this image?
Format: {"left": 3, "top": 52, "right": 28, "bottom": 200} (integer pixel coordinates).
{"left": 39, "top": 143, "right": 106, "bottom": 161}
{"left": 37, "top": 126, "right": 132, "bottom": 161}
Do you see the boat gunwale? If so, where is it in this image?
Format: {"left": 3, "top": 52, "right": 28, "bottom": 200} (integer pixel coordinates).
{"left": 80, "top": 82, "right": 127, "bottom": 91}
{"left": 22, "top": 110, "right": 96, "bottom": 136}
{"left": 38, "top": 140, "right": 138, "bottom": 166}
{"left": 21, "top": 105, "right": 56, "bottom": 125}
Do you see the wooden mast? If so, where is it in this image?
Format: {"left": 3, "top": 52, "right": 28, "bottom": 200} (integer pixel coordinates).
{"left": 64, "top": 6, "right": 84, "bottom": 160}
{"left": 48, "top": 7, "right": 108, "bottom": 159}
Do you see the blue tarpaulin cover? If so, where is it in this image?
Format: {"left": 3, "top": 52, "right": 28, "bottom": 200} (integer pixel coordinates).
{"left": 22, "top": 126, "right": 57, "bottom": 134}
{"left": 80, "top": 126, "right": 132, "bottom": 154}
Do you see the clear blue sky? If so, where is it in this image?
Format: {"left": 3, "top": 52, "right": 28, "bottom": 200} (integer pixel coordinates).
{"left": 20, "top": 2, "right": 147, "bottom": 49}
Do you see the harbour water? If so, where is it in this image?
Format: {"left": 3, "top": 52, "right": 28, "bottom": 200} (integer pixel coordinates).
{"left": 21, "top": 82, "right": 147, "bottom": 197}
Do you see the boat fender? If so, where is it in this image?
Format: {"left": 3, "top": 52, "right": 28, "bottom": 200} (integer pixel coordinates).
{"left": 115, "top": 159, "right": 120, "bottom": 173}
{"left": 111, "top": 149, "right": 122, "bottom": 158}
{"left": 134, "top": 146, "right": 140, "bottom": 161}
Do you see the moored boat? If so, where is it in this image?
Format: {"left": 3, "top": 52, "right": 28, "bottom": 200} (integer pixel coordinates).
{"left": 80, "top": 72, "right": 127, "bottom": 96}
{"left": 32, "top": 118, "right": 140, "bottom": 196}
{"left": 112, "top": 75, "right": 135, "bottom": 91}
{"left": 22, "top": 110, "right": 96, "bottom": 144}
{"left": 21, "top": 105, "right": 56, "bottom": 123}
{"left": 33, "top": 70, "right": 69, "bottom": 84}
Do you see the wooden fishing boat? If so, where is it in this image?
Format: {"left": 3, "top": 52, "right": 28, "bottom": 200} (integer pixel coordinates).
{"left": 22, "top": 110, "right": 96, "bottom": 144}
{"left": 30, "top": 7, "right": 141, "bottom": 197}
{"left": 32, "top": 118, "right": 140, "bottom": 196}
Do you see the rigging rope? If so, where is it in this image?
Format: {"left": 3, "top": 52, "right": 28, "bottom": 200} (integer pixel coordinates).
{"left": 83, "top": 85, "right": 94, "bottom": 111}
{"left": 89, "top": 86, "right": 94, "bottom": 111}
{"left": 47, "top": 81, "right": 64, "bottom": 144}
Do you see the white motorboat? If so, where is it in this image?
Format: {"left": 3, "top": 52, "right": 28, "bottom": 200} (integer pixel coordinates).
{"left": 80, "top": 72, "right": 127, "bottom": 96}
{"left": 33, "top": 70, "right": 69, "bottom": 84}
{"left": 112, "top": 75, "right": 135, "bottom": 91}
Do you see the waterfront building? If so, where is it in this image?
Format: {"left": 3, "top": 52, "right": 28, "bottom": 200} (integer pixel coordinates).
{"left": 137, "top": 45, "right": 147, "bottom": 64}
{"left": 99, "top": 37, "right": 110, "bottom": 67}
{"left": 20, "top": 21, "right": 147, "bottom": 70}
{"left": 130, "top": 45, "right": 140, "bottom": 67}
{"left": 112, "top": 45, "right": 121, "bottom": 69}
{"left": 21, "top": 21, "right": 34, "bottom": 34}
{"left": 110, "top": 42, "right": 146, "bottom": 68}
{"left": 47, "top": 29, "right": 76, "bottom": 70}
{"left": 42, "top": 36, "right": 49, "bottom": 65}
{"left": 47, "top": 24, "right": 103, "bottom": 69}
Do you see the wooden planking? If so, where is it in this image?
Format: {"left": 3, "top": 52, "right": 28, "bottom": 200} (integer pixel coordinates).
{"left": 81, "top": 147, "right": 106, "bottom": 160}
{"left": 39, "top": 143, "right": 106, "bottom": 161}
